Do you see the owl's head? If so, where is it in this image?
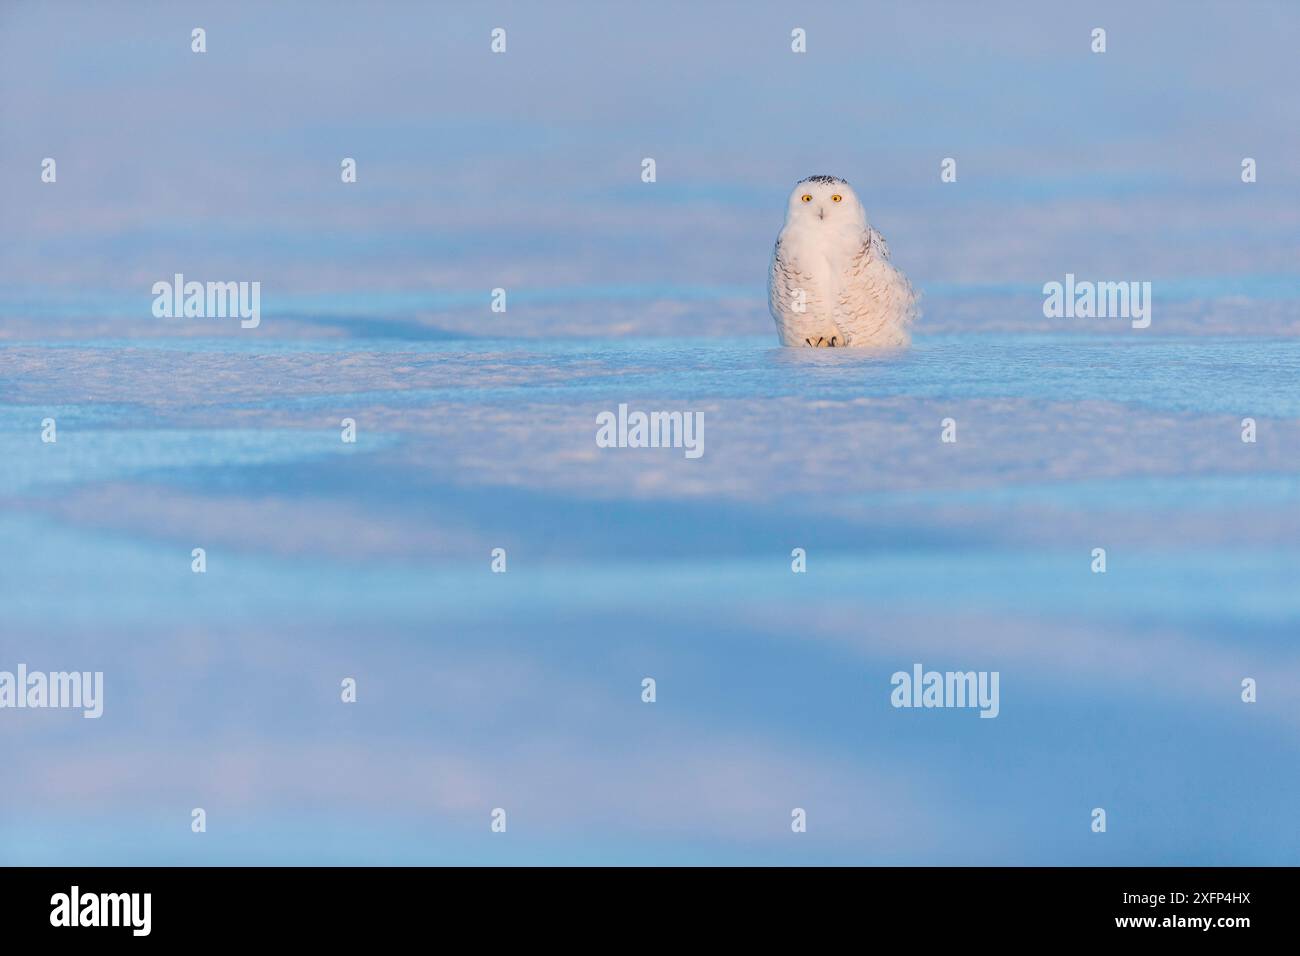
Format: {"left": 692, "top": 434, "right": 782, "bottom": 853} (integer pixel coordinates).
{"left": 784, "top": 175, "right": 866, "bottom": 229}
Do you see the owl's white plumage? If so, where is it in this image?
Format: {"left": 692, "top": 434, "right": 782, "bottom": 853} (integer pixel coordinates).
{"left": 768, "top": 175, "right": 918, "bottom": 348}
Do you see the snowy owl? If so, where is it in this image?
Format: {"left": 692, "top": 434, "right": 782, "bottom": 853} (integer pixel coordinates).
{"left": 768, "top": 175, "right": 918, "bottom": 348}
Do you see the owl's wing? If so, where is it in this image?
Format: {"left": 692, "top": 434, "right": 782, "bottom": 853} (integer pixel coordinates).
{"left": 769, "top": 237, "right": 830, "bottom": 322}
{"left": 770, "top": 237, "right": 798, "bottom": 293}
{"left": 865, "top": 226, "right": 892, "bottom": 261}
{"left": 837, "top": 228, "right": 917, "bottom": 345}
{"left": 769, "top": 238, "right": 793, "bottom": 313}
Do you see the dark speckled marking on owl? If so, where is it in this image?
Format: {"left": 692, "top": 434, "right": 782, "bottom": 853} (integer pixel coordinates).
{"left": 797, "top": 174, "right": 848, "bottom": 186}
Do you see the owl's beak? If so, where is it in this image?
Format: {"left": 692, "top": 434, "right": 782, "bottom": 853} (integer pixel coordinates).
{"left": 817, "top": 207, "right": 825, "bottom": 220}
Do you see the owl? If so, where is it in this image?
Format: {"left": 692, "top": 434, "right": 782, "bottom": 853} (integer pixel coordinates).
{"left": 768, "top": 175, "right": 918, "bottom": 347}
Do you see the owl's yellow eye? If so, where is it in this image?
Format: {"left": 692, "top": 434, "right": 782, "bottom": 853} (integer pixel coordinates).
{"left": 831, "top": 194, "right": 843, "bottom": 203}
{"left": 801, "top": 194, "right": 813, "bottom": 203}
